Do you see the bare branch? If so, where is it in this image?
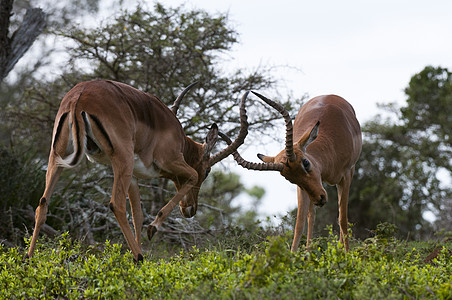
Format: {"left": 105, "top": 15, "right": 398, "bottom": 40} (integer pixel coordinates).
{"left": 0, "top": 6, "right": 46, "bottom": 81}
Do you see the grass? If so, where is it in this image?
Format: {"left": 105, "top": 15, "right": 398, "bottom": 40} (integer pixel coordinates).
{"left": 0, "top": 227, "right": 451, "bottom": 299}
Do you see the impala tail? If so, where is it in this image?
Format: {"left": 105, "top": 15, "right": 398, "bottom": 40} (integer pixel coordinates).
{"left": 53, "top": 113, "right": 84, "bottom": 169}
{"left": 52, "top": 88, "right": 89, "bottom": 168}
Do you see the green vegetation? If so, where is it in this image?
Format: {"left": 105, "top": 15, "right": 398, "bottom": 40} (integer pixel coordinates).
{"left": 1, "top": 227, "right": 450, "bottom": 299}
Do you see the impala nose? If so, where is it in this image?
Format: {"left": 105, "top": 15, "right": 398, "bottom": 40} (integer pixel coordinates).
{"left": 315, "top": 195, "right": 327, "bottom": 207}
{"left": 180, "top": 205, "right": 196, "bottom": 218}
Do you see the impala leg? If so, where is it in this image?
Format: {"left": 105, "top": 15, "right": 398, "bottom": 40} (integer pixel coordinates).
{"left": 147, "top": 157, "right": 198, "bottom": 240}
{"left": 306, "top": 200, "right": 316, "bottom": 250}
{"left": 337, "top": 167, "right": 354, "bottom": 251}
{"left": 26, "top": 155, "right": 63, "bottom": 259}
{"left": 291, "top": 187, "right": 310, "bottom": 252}
{"left": 147, "top": 184, "right": 196, "bottom": 240}
{"left": 128, "top": 178, "right": 143, "bottom": 246}
{"left": 110, "top": 154, "right": 143, "bottom": 262}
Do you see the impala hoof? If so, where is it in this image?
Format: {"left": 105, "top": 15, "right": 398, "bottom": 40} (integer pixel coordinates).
{"left": 147, "top": 225, "right": 157, "bottom": 240}
{"left": 134, "top": 253, "right": 144, "bottom": 264}
{"left": 180, "top": 205, "right": 196, "bottom": 218}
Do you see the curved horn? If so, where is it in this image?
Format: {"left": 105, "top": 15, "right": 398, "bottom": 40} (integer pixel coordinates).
{"left": 251, "top": 91, "right": 296, "bottom": 162}
{"left": 171, "top": 81, "right": 199, "bottom": 115}
{"left": 218, "top": 132, "right": 283, "bottom": 171}
{"left": 209, "top": 91, "right": 250, "bottom": 166}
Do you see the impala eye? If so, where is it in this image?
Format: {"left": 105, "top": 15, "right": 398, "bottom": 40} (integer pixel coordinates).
{"left": 302, "top": 159, "right": 311, "bottom": 171}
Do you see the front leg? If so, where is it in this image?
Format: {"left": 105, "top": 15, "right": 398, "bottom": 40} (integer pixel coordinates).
{"left": 147, "top": 158, "right": 198, "bottom": 240}
{"left": 336, "top": 167, "right": 354, "bottom": 251}
{"left": 291, "top": 187, "right": 310, "bottom": 251}
{"left": 128, "top": 178, "right": 143, "bottom": 246}
{"left": 306, "top": 200, "right": 315, "bottom": 250}
{"left": 147, "top": 182, "right": 196, "bottom": 240}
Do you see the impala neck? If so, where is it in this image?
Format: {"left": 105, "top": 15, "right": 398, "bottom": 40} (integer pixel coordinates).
{"left": 183, "top": 137, "right": 204, "bottom": 169}
{"left": 305, "top": 136, "right": 338, "bottom": 184}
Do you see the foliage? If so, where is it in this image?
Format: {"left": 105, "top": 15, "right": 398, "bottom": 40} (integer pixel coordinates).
{"left": 1, "top": 225, "right": 450, "bottom": 299}
{"left": 0, "top": 146, "right": 44, "bottom": 246}
{"left": 313, "top": 66, "right": 452, "bottom": 241}
{"left": 402, "top": 66, "right": 452, "bottom": 152}
{"left": 54, "top": 2, "right": 298, "bottom": 142}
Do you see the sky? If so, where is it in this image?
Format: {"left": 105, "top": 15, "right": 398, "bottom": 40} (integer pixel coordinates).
{"left": 61, "top": 0, "right": 452, "bottom": 220}
{"left": 141, "top": 0, "right": 452, "bottom": 220}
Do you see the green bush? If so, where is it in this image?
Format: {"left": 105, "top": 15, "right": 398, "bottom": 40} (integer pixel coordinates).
{"left": 0, "top": 147, "right": 44, "bottom": 245}
{"left": 0, "top": 226, "right": 450, "bottom": 299}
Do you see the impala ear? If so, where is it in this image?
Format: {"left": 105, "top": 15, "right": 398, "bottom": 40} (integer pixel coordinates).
{"left": 204, "top": 123, "right": 219, "bottom": 158}
{"left": 257, "top": 153, "right": 275, "bottom": 163}
{"left": 298, "top": 121, "right": 320, "bottom": 153}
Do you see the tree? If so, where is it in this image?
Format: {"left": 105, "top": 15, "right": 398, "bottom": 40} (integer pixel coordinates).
{"left": 60, "top": 3, "right": 299, "bottom": 139}
{"left": 7, "top": 2, "right": 301, "bottom": 155}
{"left": 402, "top": 66, "right": 452, "bottom": 236}
{"left": 402, "top": 66, "right": 452, "bottom": 168}
{"left": 0, "top": 0, "right": 45, "bottom": 81}
{"left": 2, "top": 2, "right": 303, "bottom": 247}
{"left": 313, "top": 66, "right": 452, "bottom": 240}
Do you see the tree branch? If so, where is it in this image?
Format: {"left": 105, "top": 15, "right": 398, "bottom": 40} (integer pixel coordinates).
{"left": 0, "top": 5, "right": 46, "bottom": 81}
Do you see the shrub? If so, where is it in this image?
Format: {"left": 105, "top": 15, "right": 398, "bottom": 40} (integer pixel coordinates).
{"left": 0, "top": 147, "right": 44, "bottom": 245}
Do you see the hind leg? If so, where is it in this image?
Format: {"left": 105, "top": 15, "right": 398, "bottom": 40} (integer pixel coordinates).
{"left": 109, "top": 152, "right": 143, "bottom": 261}
{"left": 26, "top": 155, "right": 63, "bottom": 258}
{"left": 128, "top": 178, "right": 143, "bottom": 246}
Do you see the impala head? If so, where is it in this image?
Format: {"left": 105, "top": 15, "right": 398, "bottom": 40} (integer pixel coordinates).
{"left": 221, "top": 91, "right": 327, "bottom": 207}
{"left": 177, "top": 91, "right": 251, "bottom": 218}
{"left": 257, "top": 120, "right": 327, "bottom": 206}
{"left": 178, "top": 123, "right": 219, "bottom": 218}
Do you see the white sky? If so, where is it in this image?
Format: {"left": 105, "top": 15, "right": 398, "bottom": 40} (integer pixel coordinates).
{"left": 151, "top": 0, "right": 452, "bottom": 220}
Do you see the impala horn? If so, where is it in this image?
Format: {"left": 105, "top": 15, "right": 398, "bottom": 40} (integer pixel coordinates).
{"left": 209, "top": 91, "right": 250, "bottom": 166}
{"left": 171, "top": 81, "right": 199, "bottom": 115}
{"left": 251, "top": 91, "right": 296, "bottom": 162}
{"left": 218, "top": 132, "right": 284, "bottom": 171}
{"left": 218, "top": 91, "right": 299, "bottom": 172}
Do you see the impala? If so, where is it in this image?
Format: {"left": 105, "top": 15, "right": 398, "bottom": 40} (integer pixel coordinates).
{"left": 222, "top": 92, "right": 362, "bottom": 251}
{"left": 26, "top": 80, "right": 249, "bottom": 261}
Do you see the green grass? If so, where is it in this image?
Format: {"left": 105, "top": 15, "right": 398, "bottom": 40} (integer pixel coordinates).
{"left": 0, "top": 228, "right": 451, "bottom": 299}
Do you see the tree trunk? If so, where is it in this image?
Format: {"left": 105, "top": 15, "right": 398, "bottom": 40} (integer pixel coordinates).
{"left": 0, "top": 0, "right": 46, "bottom": 81}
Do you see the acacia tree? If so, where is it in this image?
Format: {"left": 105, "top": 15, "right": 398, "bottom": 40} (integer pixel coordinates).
{"left": 0, "top": 0, "right": 45, "bottom": 81}
{"left": 9, "top": 3, "right": 300, "bottom": 153}
{"left": 61, "top": 3, "right": 297, "bottom": 139}
{"left": 4, "top": 2, "right": 300, "bottom": 247}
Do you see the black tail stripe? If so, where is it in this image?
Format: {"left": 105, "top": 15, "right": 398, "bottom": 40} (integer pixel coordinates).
{"left": 81, "top": 111, "right": 90, "bottom": 135}
{"left": 88, "top": 113, "right": 114, "bottom": 153}
{"left": 53, "top": 112, "right": 68, "bottom": 151}
{"left": 70, "top": 112, "right": 82, "bottom": 166}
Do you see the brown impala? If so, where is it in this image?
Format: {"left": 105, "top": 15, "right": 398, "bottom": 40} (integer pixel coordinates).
{"left": 26, "top": 80, "right": 249, "bottom": 261}
{"left": 221, "top": 92, "right": 362, "bottom": 251}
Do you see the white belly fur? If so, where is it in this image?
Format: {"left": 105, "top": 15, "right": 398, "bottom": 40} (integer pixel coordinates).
{"left": 132, "top": 154, "right": 161, "bottom": 179}
{"left": 86, "top": 153, "right": 161, "bottom": 179}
